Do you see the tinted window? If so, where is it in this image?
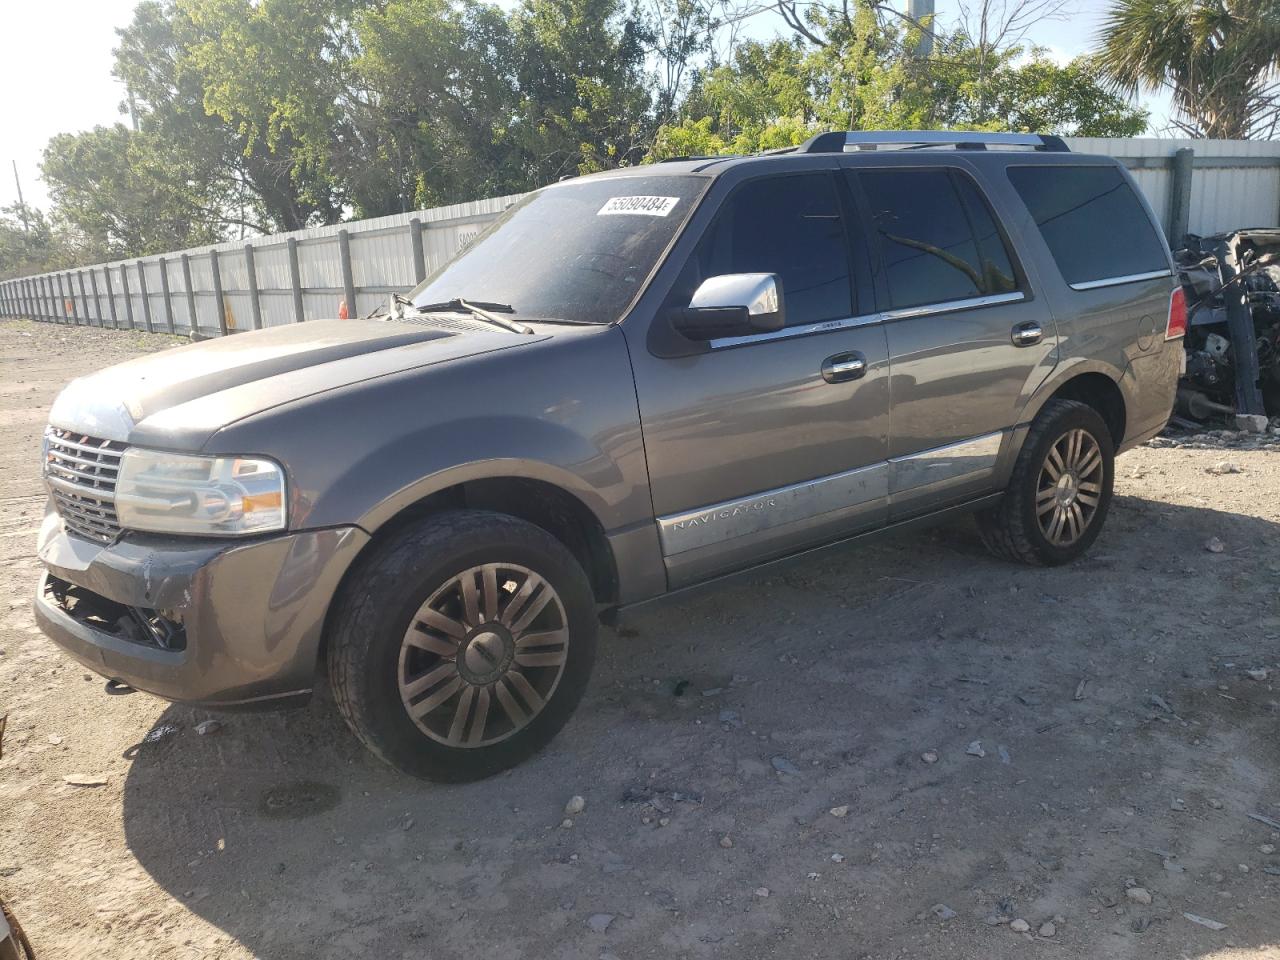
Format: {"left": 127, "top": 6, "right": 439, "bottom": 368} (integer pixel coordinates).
{"left": 410, "top": 175, "right": 706, "bottom": 325}
{"left": 687, "top": 173, "right": 852, "bottom": 327}
{"left": 1007, "top": 165, "right": 1168, "bottom": 286}
{"left": 856, "top": 169, "right": 1018, "bottom": 310}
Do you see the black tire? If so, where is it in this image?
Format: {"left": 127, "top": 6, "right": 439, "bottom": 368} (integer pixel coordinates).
{"left": 327, "top": 509, "right": 597, "bottom": 781}
{"left": 977, "top": 399, "right": 1115, "bottom": 566}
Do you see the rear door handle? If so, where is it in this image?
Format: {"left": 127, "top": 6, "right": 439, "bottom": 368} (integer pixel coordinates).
{"left": 1011, "top": 321, "right": 1043, "bottom": 347}
{"left": 822, "top": 352, "right": 867, "bottom": 383}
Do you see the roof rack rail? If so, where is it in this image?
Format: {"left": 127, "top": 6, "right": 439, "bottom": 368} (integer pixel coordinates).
{"left": 797, "top": 130, "right": 1071, "bottom": 154}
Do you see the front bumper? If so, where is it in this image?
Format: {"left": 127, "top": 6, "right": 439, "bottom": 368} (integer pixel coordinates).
{"left": 34, "top": 509, "right": 369, "bottom": 708}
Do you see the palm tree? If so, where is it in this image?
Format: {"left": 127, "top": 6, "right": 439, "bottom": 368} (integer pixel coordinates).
{"left": 1094, "top": 0, "right": 1280, "bottom": 139}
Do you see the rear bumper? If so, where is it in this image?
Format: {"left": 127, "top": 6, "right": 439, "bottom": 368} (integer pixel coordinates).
{"left": 34, "top": 509, "right": 368, "bottom": 708}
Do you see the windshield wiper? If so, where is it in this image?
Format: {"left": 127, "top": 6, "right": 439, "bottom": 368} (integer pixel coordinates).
{"left": 414, "top": 298, "right": 532, "bottom": 334}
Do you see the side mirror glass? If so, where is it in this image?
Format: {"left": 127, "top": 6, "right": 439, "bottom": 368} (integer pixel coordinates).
{"left": 670, "top": 273, "right": 786, "bottom": 341}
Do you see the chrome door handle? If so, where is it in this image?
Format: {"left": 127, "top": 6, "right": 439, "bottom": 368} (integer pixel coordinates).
{"left": 1011, "top": 322, "right": 1043, "bottom": 347}
{"left": 822, "top": 352, "right": 867, "bottom": 383}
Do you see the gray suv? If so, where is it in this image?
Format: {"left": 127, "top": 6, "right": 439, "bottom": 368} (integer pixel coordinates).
{"left": 33, "top": 131, "right": 1182, "bottom": 780}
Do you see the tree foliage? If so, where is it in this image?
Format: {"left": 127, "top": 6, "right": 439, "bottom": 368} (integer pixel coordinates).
{"left": 18, "top": 0, "right": 1160, "bottom": 275}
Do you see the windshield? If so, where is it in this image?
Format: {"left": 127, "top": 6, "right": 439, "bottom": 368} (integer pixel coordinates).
{"left": 409, "top": 175, "right": 707, "bottom": 325}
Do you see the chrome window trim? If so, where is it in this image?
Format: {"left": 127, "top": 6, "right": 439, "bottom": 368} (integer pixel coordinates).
{"left": 708, "top": 312, "right": 883, "bottom": 348}
{"left": 880, "top": 290, "right": 1026, "bottom": 321}
{"left": 1067, "top": 269, "right": 1173, "bottom": 291}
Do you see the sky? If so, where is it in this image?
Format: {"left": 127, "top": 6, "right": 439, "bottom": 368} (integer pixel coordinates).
{"left": 0, "top": 0, "right": 1163, "bottom": 214}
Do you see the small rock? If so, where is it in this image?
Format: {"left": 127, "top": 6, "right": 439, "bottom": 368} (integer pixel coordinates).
{"left": 1206, "top": 460, "right": 1241, "bottom": 475}
{"left": 1208, "top": 798, "right": 1224, "bottom": 809}
{"left": 1234, "top": 413, "right": 1268, "bottom": 434}
{"left": 718, "top": 709, "right": 742, "bottom": 727}
{"left": 1205, "top": 536, "right": 1226, "bottom": 554}
{"left": 829, "top": 805, "right": 849, "bottom": 818}
{"left": 63, "top": 774, "right": 107, "bottom": 787}
{"left": 966, "top": 740, "right": 986, "bottom": 758}
{"left": 931, "top": 903, "right": 957, "bottom": 921}
{"left": 770, "top": 756, "right": 800, "bottom": 775}
{"left": 194, "top": 720, "right": 221, "bottom": 736}
{"left": 1039, "top": 922, "right": 1056, "bottom": 938}
{"left": 719, "top": 835, "right": 733, "bottom": 849}
{"left": 1163, "top": 859, "right": 1185, "bottom": 873}
{"left": 47, "top": 734, "right": 63, "bottom": 745}
{"left": 1126, "top": 887, "right": 1153, "bottom": 905}
{"left": 586, "top": 913, "right": 615, "bottom": 933}
{"left": 754, "top": 887, "right": 770, "bottom": 898}
{"left": 1171, "top": 797, "right": 1186, "bottom": 812}
{"left": 997, "top": 744, "right": 1011, "bottom": 765}
{"left": 560, "top": 818, "right": 574, "bottom": 829}
{"left": 1260, "top": 844, "right": 1276, "bottom": 855}
{"left": 564, "top": 795, "right": 586, "bottom": 816}
{"left": 1246, "top": 668, "right": 1269, "bottom": 682}
{"left": 1238, "top": 863, "right": 1249, "bottom": 874}
{"left": 830, "top": 853, "right": 845, "bottom": 863}
{"left": 658, "top": 817, "right": 670, "bottom": 827}
{"left": 1010, "top": 918, "right": 1030, "bottom": 933}
{"left": 921, "top": 750, "right": 939, "bottom": 764}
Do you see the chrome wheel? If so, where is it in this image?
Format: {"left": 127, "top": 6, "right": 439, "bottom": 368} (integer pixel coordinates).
{"left": 397, "top": 563, "right": 569, "bottom": 748}
{"left": 1036, "top": 427, "right": 1104, "bottom": 546}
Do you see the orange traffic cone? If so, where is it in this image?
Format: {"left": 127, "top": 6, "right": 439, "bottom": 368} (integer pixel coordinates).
{"left": 337, "top": 299, "right": 349, "bottom": 320}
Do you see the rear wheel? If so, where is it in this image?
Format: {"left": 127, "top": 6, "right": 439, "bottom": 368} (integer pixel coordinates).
{"left": 327, "top": 510, "right": 597, "bottom": 781}
{"left": 977, "top": 399, "right": 1115, "bottom": 566}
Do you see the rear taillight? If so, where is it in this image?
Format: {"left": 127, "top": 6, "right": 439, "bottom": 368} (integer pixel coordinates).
{"left": 1166, "top": 286, "right": 1188, "bottom": 340}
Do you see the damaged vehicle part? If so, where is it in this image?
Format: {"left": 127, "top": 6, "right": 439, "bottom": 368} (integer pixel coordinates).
{"left": 1176, "top": 229, "right": 1280, "bottom": 422}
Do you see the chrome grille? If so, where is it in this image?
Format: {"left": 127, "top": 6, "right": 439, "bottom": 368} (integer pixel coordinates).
{"left": 44, "top": 428, "right": 126, "bottom": 543}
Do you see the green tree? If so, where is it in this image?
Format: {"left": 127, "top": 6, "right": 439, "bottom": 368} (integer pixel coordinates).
{"left": 1095, "top": 0, "right": 1280, "bottom": 138}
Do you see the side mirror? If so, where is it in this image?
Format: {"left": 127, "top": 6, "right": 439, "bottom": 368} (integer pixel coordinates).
{"left": 670, "top": 273, "right": 785, "bottom": 340}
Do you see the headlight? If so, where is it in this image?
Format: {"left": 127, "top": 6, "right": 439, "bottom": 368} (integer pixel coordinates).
{"left": 115, "top": 449, "right": 287, "bottom": 536}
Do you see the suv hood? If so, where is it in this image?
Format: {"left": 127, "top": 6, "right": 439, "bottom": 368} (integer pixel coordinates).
{"left": 48, "top": 318, "right": 545, "bottom": 450}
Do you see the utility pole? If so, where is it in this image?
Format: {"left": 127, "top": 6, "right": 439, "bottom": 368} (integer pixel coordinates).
{"left": 12, "top": 159, "right": 29, "bottom": 234}
{"left": 907, "top": 0, "right": 935, "bottom": 58}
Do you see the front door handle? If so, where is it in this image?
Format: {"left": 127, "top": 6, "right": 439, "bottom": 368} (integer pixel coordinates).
{"left": 822, "top": 352, "right": 867, "bottom": 383}
{"left": 1011, "top": 321, "right": 1043, "bottom": 347}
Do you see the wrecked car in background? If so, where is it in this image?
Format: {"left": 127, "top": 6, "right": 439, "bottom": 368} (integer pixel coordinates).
{"left": 1175, "top": 229, "right": 1280, "bottom": 429}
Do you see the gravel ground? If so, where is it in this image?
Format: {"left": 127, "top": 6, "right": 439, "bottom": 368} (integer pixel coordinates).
{"left": 1, "top": 318, "right": 1278, "bottom": 960}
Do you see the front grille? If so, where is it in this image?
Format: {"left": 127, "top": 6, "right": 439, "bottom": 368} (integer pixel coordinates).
{"left": 44, "top": 428, "right": 127, "bottom": 543}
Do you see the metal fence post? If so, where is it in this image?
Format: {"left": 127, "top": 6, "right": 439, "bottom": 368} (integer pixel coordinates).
{"left": 137, "top": 262, "right": 154, "bottom": 332}
{"left": 43, "top": 275, "right": 56, "bottom": 322}
{"left": 181, "top": 254, "right": 198, "bottom": 336}
{"left": 76, "top": 271, "right": 90, "bottom": 326}
{"left": 338, "top": 229, "right": 356, "bottom": 317}
{"left": 287, "top": 237, "right": 305, "bottom": 322}
{"left": 1168, "top": 147, "right": 1194, "bottom": 247}
{"left": 89, "top": 269, "right": 103, "bottom": 327}
{"left": 244, "top": 243, "right": 263, "bottom": 330}
{"left": 210, "top": 249, "right": 228, "bottom": 336}
{"left": 158, "top": 257, "right": 175, "bottom": 333}
{"left": 59, "top": 273, "right": 75, "bottom": 324}
{"left": 120, "top": 264, "right": 136, "bottom": 329}
{"left": 410, "top": 218, "right": 427, "bottom": 283}
{"left": 104, "top": 266, "right": 119, "bottom": 328}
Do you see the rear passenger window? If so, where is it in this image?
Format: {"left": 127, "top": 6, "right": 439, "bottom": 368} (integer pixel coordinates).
{"left": 1007, "top": 165, "right": 1168, "bottom": 287}
{"left": 689, "top": 173, "right": 853, "bottom": 327}
{"left": 854, "top": 169, "right": 1018, "bottom": 310}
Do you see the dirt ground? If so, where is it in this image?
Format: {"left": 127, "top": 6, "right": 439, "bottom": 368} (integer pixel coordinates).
{"left": 0, "top": 317, "right": 1278, "bottom": 960}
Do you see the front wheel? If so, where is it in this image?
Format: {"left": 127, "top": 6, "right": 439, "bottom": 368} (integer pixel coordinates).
{"left": 327, "top": 510, "right": 597, "bottom": 781}
{"left": 977, "top": 399, "right": 1115, "bottom": 566}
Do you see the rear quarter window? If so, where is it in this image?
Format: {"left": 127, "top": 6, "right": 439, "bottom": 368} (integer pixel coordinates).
{"left": 1007, "top": 165, "right": 1168, "bottom": 287}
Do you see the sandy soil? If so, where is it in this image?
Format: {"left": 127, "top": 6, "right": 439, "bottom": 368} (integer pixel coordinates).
{"left": 0, "top": 318, "right": 1277, "bottom": 960}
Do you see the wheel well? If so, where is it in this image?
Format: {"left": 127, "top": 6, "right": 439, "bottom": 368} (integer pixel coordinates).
{"left": 350, "top": 478, "right": 619, "bottom": 607}
{"left": 1048, "top": 373, "right": 1126, "bottom": 447}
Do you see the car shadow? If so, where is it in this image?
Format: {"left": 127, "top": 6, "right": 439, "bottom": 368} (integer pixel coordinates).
{"left": 120, "top": 495, "right": 1280, "bottom": 959}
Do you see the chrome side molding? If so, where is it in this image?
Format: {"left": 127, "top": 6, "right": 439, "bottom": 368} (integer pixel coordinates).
{"left": 1068, "top": 269, "right": 1173, "bottom": 291}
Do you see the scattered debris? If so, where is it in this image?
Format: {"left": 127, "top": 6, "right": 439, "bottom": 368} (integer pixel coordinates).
{"left": 194, "top": 720, "right": 222, "bottom": 736}
{"left": 770, "top": 756, "right": 800, "bottom": 775}
{"left": 1073, "top": 678, "right": 1090, "bottom": 701}
{"left": 1248, "top": 812, "right": 1280, "bottom": 831}
{"left": 1205, "top": 536, "right": 1226, "bottom": 554}
{"left": 829, "top": 805, "right": 849, "bottom": 818}
{"left": 1038, "top": 921, "right": 1057, "bottom": 938}
{"left": 1260, "top": 844, "right": 1276, "bottom": 855}
{"left": 1205, "top": 460, "right": 1241, "bottom": 475}
{"left": 620, "top": 787, "right": 704, "bottom": 810}
{"left": 1183, "top": 912, "right": 1227, "bottom": 931}
{"left": 754, "top": 887, "right": 770, "bottom": 898}
{"left": 1126, "top": 887, "right": 1153, "bottom": 905}
{"left": 997, "top": 744, "right": 1011, "bottom": 765}
{"left": 1010, "top": 918, "right": 1030, "bottom": 933}
{"left": 144, "top": 723, "right": 179, "bottom": 743}
{"left": 1171, "top": 797, "right": 1186, "bottom": 812}
{"left": 1163, "top": 859, "right": 1185, "bottom": 873}
{"left": 586, "top": 913, "right": 615, "bottom": 933}
{"left": 718, "top": 709, "right": 742, "bottom": 728}
{"left": 965, "top": 741, "right": 985, "bottom": 758}
{"left": 930, "top": 903, "right": 957, "bottom": 921}
{"left": 564, "top": 795, "right": 586, "bottom": 816}
{"left": 62, "top": 774, "right": 107, "bottom": 787}
{"left": 1209, "top": 798, "right": 1224, "bottom": 810}
{"left": 560, "top": 818, "right": 574, "bottom": 829}
{"left": 921, "top": 751, "right": 939, "bottom": 764}
{"left": 46, "top": 734, "right": 63, "bottom": 745}
{"left": 719, "top": 835, "right": 733, "bottom": 849}
{"left": 1246, "top": 667, "right": 1270, "bottom": 681}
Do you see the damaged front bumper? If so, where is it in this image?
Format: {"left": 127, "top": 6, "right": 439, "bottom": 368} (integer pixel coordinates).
{"left": 33, "top": 507, "right": 368, "bottom": 708}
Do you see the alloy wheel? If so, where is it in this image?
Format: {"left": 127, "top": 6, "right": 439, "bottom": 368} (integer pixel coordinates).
{"left": 1035, "top": 427, "right": 1104, "bottom": 547}
{"left": 397, "top": 563, "right": 569, "bottom": 747}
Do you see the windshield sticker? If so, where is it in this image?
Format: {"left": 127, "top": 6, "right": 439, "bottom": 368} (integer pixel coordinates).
{"left": 598, "top": 196, "right": 680, "bottom": 217}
